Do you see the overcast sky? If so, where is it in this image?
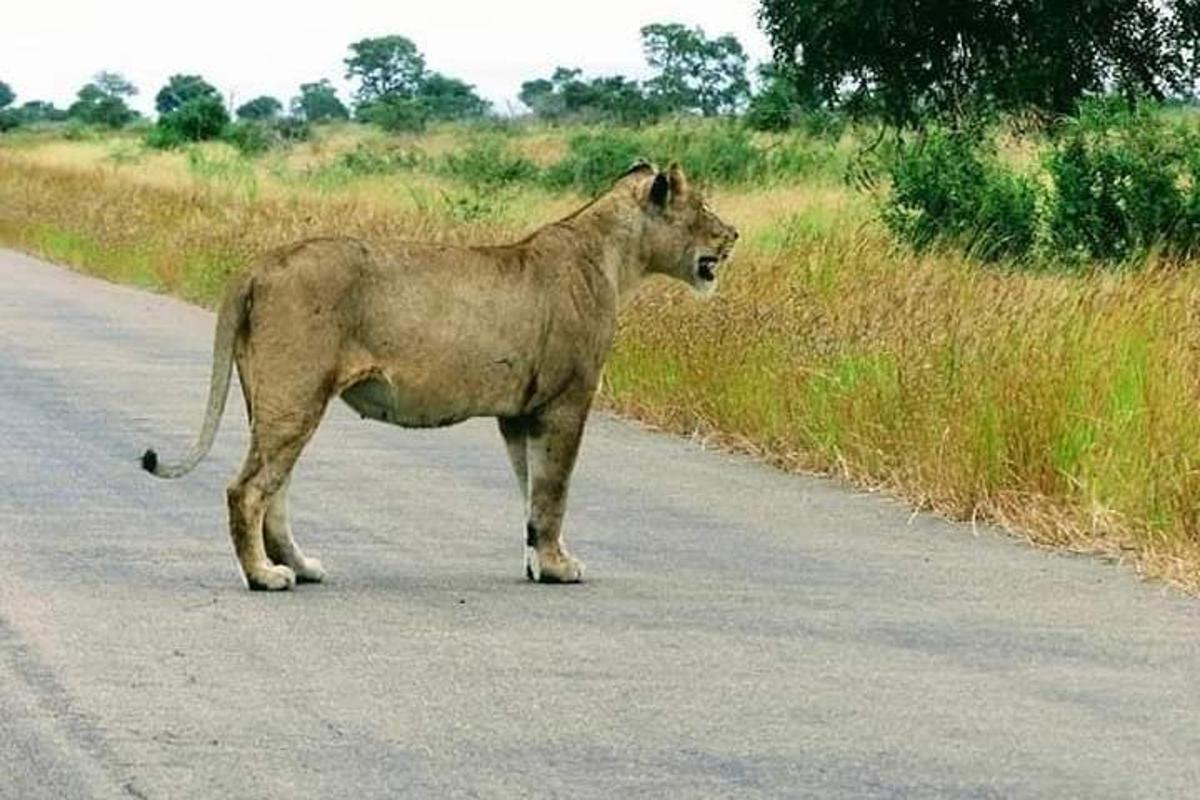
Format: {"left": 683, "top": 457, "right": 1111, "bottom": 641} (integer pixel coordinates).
{"left": 2, "top": 0, "right": 772, "bottom": 115}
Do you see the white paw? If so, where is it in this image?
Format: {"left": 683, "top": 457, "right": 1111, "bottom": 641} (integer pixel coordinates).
{"left": 246, "top": 564, "right": 296, "bottom": 591}
{"left": 294, "top": 557, "right": 326, "bottom": 584}
{"left": 526, "top": 547, "right": 584, "bottom": 583}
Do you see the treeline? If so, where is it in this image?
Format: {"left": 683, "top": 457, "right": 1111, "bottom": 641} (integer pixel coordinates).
{"left": 0, "top": 21, "right": 810, "bottom": 143}
{"left": 10, "top": 1, "right": 1200, "bottom": 141}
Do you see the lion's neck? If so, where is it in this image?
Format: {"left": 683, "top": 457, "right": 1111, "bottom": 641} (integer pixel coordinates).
{"left": 551, "top": 196, "right": 649, "bottom": 308}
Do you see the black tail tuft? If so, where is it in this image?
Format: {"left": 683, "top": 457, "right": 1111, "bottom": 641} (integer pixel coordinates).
{"left": 141, "top": 448, "right": 159, "bottom": 474}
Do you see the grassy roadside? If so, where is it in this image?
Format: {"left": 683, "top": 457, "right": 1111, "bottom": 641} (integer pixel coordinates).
{"left": 2, "top": 131, "right": 1198, "bottom": 591}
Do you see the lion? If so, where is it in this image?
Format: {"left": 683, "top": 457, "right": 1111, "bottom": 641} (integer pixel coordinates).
{"left": 141, "top": 161, "right": 738, "bottom": 590}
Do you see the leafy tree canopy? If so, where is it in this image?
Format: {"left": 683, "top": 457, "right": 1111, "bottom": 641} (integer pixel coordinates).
{"left": 519, "top": 67, "right": 659, "bottom": 124}
{"left": 236, "top": 95, "right": 283, "bottom": 121}
{"left": 345, "top": 35, "right": 490, "bottom": 125}
{"left": 345, "top": 35, "right": 426, "bottom": 106}
{"left": 758, "top": 0, "right": 1194, "bottom": 126}
{"left": 153, "top": 94, "right": 229, "bottom": 144}
{"left": 155, "top": 74, "right": 220, "bottom": 115}
{"left": 418, "top": 73, "right": 490, "bottom": 119}
{"left": 0, "top": 81, "right": 14, "bottom": 110}
{"left": 17, "top": 100, "right": 68, "bottom": 123}
{"left": 640, "top": 23, "right": 750, "bottom": 116}
{"left": 291, "top": 79, "right": 349, "bottom": 122}
{"left": 67, "top": 71, "right": 139, "bottom": 128}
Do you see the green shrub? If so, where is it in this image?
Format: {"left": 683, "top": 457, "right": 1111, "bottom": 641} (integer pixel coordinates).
{"left": 440, "top": 137, "right": 540, "bottom": 187}
{"left": 746, "top": 80, "right": 798, "bottom": 132}
{"left": 143, "top": 123, "right": 186, "bottom": 150}
{"left": 273, "top": 116, "right": 311, "bottom": 143}
{"left": 149, "top": 96, "right": 230, "bottom": 148}
{"left": 1173, "top": 141, "right": 1200, "bottom": 257}
{"left": 223, "top": 120, "right": 271, "bottom": 156}
{"left": 646, "top": 124, "right": 762, "bottom": 184}
{"left": 220, "top": 117, "right": 311, "bottom": 157}
{"left": 540, "top": 122, "right": 845, "bottom": 196}
{"left": 358, "top": 97, "right": 427, "bottom": 133}
{"left": 763, "top": 135, "right": 842, "bottom": 183}
{"left": 882, "top": 129, "right": 1039, "bottom": 262}
{"left": 543, "top": 129, "right": 644, "bottom": 194}
{"left": 336, "top": 142, "right": 422, "bottom": 175}
{"left": 798, "top": 108, "right": 847, "bottom": 141}
{"left": 63, "top": 121, "right": 100, "bottom": 141}
{"left": 1045, "top": 100, "right": 1185, "bottom": 263}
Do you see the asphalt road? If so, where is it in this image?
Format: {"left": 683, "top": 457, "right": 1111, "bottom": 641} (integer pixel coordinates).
{"left": 1, "top": 247, "right": 1198, "bottom": 799}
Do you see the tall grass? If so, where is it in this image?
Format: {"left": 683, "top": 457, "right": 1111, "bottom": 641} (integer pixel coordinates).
{"left": 2, "top": 128, "right": 1198, "bottom": 590}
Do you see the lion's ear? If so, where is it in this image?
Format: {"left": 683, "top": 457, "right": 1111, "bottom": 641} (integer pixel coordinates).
{"left": 648, "top": 172, "right": 670, "bottom": 209}
{"left": 626, "top": 158, "right": 654, "bottom": 176}
{"left": 667, "top": 162, "right": 688, "bottom": 196}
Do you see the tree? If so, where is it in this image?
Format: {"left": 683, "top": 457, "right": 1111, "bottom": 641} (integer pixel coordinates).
{"left": 150, "top": 95, "right": 229, "bottom": 146}
{"left": 16, "top": 100, "right": 68, "bottom": 123}
{"left": 67, "top": 71, "right": 138, "bottom": 127}
{"left": 155, "top": 74, "right": 221, "bottom": 115}
{"left": 236, "top": 95, "right": 283, "bottom": 121}
{"left": 291, "top": 79, "right": 349, "bottom": 122}
{"left": 417, "top": 73, "right": 490, "bottom": 119}
{"left": 745, "top": 64, "right": 804, "bottom": 131}
{"left": 344, "top": 36, "right": 492, "bottom": 126}
{"left": 0, "top": 81, "right": 15, "bottom": 131}
{"left": 519, "top": 67, "right": 659, "bottom": 124}
{"left": 640, "top": 23, "right": 750, "bottom": 116}
{"left": 758, "top": 0, "right": 1191, "bottom": 126}
{"left": 345, "top": 35, "right": 426, "bottom": 107}
{"left": 151, "top": 75, "right": 229, "bottom": 144}
{"left": 518, "top": 78, "right": 560, "bottom": 118}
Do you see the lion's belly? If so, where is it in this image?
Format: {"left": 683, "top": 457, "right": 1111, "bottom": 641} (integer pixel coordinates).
{"left": 339, "top": 367, "right": 524, "bottom": 428}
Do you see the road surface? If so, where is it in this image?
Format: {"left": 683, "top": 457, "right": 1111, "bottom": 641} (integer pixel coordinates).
{"left": 0, "top": 248, "right": 1197, "bottom": 799}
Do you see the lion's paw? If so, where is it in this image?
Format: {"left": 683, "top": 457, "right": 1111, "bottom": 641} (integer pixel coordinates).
{"left": 526, "top": 548, "right": 585, "bottom": 584}
{"left": 246, "top": 564, "right": 296, "bottom": 591}
{"left": 294, "top": 557, "right": 326, "bottom": 584}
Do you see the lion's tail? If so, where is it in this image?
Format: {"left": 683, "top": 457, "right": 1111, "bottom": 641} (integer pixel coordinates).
{"left": 141, "top": 274, "right": 252, "bottom": 479}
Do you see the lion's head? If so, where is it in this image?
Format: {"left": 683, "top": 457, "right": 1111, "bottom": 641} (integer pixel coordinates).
{"left": 630, "top": 162, "right": 739, "bottom": 294}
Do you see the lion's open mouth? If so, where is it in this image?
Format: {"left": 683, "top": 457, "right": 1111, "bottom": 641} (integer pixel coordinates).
{"left": 696, "top": 255, "right": 719, "bottom": 283}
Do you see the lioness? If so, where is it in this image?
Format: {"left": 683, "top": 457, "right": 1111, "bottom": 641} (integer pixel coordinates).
{"left": 142, "top": 161, "right": 738, "bottom": 590}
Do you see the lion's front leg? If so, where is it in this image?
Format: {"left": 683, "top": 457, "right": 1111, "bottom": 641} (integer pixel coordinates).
{"left": 497, "top": 416, "right": 531, "bottom": 507}
{"left": 524, "top": 397, "right": 590, "bottom": 583}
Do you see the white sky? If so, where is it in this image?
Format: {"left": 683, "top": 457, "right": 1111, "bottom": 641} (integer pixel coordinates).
{"left": 2, "top": 0, "right": 772, "bottom": 115}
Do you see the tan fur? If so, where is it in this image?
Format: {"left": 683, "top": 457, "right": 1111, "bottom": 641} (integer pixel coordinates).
{"left": 143, "top": 163, "right": 738, "bottom": 590}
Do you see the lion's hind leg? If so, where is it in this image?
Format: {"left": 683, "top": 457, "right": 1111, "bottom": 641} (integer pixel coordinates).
{"left": 227, "top": 378, "right": 330, "bottom": 592}
{"left": 264, "top": 477, "right": 326, "bottom": 584}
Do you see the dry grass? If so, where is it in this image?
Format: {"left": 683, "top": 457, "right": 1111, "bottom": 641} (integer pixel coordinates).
{"left": 2, "top": 127, "right": 1198, "bottom": 591}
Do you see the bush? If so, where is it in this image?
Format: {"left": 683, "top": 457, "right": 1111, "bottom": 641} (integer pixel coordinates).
{"left": 646, "top": 124, "right": 762, "bottom": 184}
{"left": 223, "top": 120, "right": 272, "bottom": 156}
{"left": 63, "top": 121, "right": 100, "bottom": 141}
{"left": 543, "top": 130, "right": 644, "bottom": 194}
{"left": 149, "top": 96, "right": 230, "bottom": 148}
{"left": 335, "top": 142, "right": 422, "bottom": 175}
{"left": 882, "top": 128, "right": 1039, "bottom": 261}
{"left": 440, "top": 137, "right": 540, "bottom": 187}
{"left": 222, "top": 117, "right": 311, "bottom": 157}
{"left": 273, "top": 116, "right": 311, "bottom": 143}
{"left": 798, "top": 108, "right": 847, "bottom": 141}
{"left": 765, "top": 135, "right": 841, "bottom": 183}
{"left": 358, "top": 97, "right": 427, "bottom": 133}
{"left": 1045, "top": 100, "right": 1185, "bottom": 263}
